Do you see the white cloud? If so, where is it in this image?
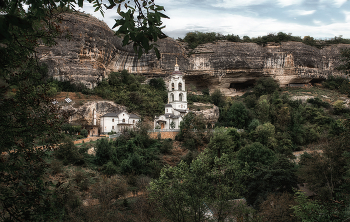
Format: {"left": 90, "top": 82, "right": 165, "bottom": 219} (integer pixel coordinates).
{"left": 289, "top": 10, "right": 316, "bottom": 16}
{"left": 213, "top": 0, "right": 269, "bottom": 8}
{"left": 313, "top": 20, "right": 323, "bottom": 25}
{"left": 344, "top": 10, "right": 350, "bottom": 22}
{"left": 80, "top": 0, "right": 350, "bottom": 39}
{"left": 277, "top": 0, "right": 304, "bottom": 7}
{"left": 333, "top": 0, "right": 347, "bottom": 7}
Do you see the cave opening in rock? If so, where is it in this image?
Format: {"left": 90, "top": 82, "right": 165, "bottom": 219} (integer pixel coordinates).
{"left": 309, "top": 78, "right": 325, "bottom": 85}
{"left": 229, "top": 79, "right": 256, "bottom": 91}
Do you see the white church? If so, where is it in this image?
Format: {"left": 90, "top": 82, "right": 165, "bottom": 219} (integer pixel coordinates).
{"left": 154, "top": 60, "right": 189, "bottom": 130}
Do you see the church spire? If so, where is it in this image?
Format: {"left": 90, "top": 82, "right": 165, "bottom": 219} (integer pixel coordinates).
{"left": 174, "top": 57, "right": 179, "bottom": 71}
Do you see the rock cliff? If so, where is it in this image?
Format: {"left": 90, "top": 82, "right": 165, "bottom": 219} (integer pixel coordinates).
{"left": 61, "top": 101, "right": 126, "bottom": 126}
{"left": 39, "top": 13, "right": 350, "bottom": 96}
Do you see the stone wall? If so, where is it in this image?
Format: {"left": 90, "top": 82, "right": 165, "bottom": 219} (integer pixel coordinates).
{"left": 39, "top": 13, "right": 350, "bottom": 96}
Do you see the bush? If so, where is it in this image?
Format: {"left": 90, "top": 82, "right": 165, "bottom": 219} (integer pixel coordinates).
{"left": 95, "top": 138, "right": 112, "bottom": 166}
{"left": 80, "top": 129, "right": 88, "bottom": 138}
{"left": 253, "top": 77, "right": 280, "bottom": 97}
{"left": 74, "top": 170, "right": 90, "bottom": 191}
{"left": 50, "top": 159, "right": 64, "bottom": 175}
{"left": 211, "top": 89, "right": 225, "bottom": 107}
{"left": 102, "top": 161, "right": 119, "bottom": 176}
{"left": 307, "top": 97, "right": 330, "bottom": 108}
{"left": 160, "top": 139, "right": 173, "bottom": 154}
{"left": 55, "top": 139, "right": 84, "bottom": 165}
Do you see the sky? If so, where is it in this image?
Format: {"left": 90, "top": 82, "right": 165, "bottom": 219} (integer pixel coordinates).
{"left": 80, "top": 0, "right": 350, "bottom": 40}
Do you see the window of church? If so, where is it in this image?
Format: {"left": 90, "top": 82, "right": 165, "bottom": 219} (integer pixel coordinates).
{"left": 122, "top": 119, "right": 125, "bottom": 122}
{"left": 172, "top": 83, "right": 174, "bottom": 91}
{"left": 179, "top": 93, "right": 183, "bottom": 101}
{"left": 178, "top": 83, "right": 182, "bottom": 91}
{"left": 171, "top": 93, "right": 174, "bottom": 102}
{"left": 112, "top": 126, "right": 114, "bottom": 129}
{"left": 133, "top": 120, "right": 135, "bottom": 123}
{"left": 166, "top": 109, "right": 168, "bottom": 112}
{"left": 112, "top": 118, "right": 114, "bottom": 122}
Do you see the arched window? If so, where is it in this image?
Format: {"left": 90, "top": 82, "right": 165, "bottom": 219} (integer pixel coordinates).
{"left": 179, "top": 93, "right": 183, "bottom": 101}
{"left": 122, "top": 119, "right": 125, "bottom": 123}
{"left": 171, "top": 83, "right": 174, "bottom": 91}
{"left": 171, "top": 93, "right": 174, "bottom": 102}
{"left": 178, "top": 83, "right": 182, "bottom": 91}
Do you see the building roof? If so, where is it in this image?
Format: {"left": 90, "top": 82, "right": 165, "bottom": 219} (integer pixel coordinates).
{"left": 165, "top": 104, "right": 173, "bottom": 107}
{"left": 101, "top": 112, "right": 119, "bottom": 117}
{"left": 172, "top": 71, "right": 183, "bottom": 75}
{"left": 101, "top": 112, "right": 140, "bottom": 118}
{"left": 174, "top": 109, "right": 187, "bottom": 113}
{"left": 129, "top": 113, "right": 140, "bottom": 119}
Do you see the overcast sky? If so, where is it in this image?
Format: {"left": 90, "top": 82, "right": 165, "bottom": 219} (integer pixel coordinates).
{"left": 81, "top": 0, "right": 350, "bottom": 40}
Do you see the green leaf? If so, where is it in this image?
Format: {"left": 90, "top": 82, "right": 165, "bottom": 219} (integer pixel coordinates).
{"left": 154, "top": 47, "right": 160, "bottom": 60}
{"left": 138, "top": 47, "right": 143, "bottom": 59}
{"left": 122, "top": 35, "right": 129, "bottom": 46}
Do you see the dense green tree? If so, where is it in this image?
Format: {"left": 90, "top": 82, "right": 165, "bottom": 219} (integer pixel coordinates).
{"left": 206, "top": 127, "right": 241, "bottom": 159}
{"left": 211, "top": 89, "right": 225, "bottom": 107}
{"left": 224, "top": 101, "right": 251, "bottom": 129}
{"left": 176, "top": 112, "right": 209, "bottom": 150}
{"left": 149, "top": 151, "right": 249, "bottom": 222}
{"left": 94, "top": 70, "right": 167, "bottom": 116}
{"left": 244, "top": 155, "right": 298, "bottom": 208}
{"left": 237, "top": 142, "right": 276, "bottom": 168}
{"left": 253, "top": 77, "right": 280, "bottom": 97}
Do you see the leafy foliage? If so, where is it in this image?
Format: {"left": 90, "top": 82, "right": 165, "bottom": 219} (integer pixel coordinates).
{"left": 181, "top": 31, "right": 350, "bottom": 49}
{"left": 149, "top": 151, "right": 249, "bottom": 222}
{"left": 176, "top": 113, "right": 210, "bottom": 150}
{"left": 94, "top": 70, "right": 167, "bottom": 117}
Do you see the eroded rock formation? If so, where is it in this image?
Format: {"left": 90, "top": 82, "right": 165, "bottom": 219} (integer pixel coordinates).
{"left": 61, "top": 101, "right": 126, "bottom": 125}
{"left": 39, "top": 13, "right": 350, "bottom": 96}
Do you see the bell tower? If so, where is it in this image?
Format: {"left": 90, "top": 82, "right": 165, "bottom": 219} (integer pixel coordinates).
{"left": 168, "top": 58, "right": 187, "bottom": 110}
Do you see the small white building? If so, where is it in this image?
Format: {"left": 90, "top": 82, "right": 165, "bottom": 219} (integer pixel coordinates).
{"left": 100, "top": 111, "right": 140, "bottom": 134}
{"left": 154, "top": 60, "right": 189, "bottom": 130}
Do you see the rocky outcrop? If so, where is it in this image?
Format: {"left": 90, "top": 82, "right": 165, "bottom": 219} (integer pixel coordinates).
{"left": 39, "top": 13, "right": 350, "bottom": 96}
{"left": 190, "top": 103, "right": 220, "bottom": 124}
{"left": 61, "top": 101, "right": 126, "bottom": 125}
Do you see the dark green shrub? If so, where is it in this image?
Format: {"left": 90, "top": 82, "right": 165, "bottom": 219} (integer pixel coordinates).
{"left": 307, "top": 97, "right": 330, "bottom": 108}
{"left": 102, "top": 161, "right": 119, "bottom": 176}
{"left": 253, "top": 77, "right": 280, "bottom": 97}
{"left": 160, "top": 139, "right": 172, "bottom": 154}
{"left": 74, "top": 170, "right": 90, "bottom": 191}
{"left": 50, "top": 159, "right": 64, "bottom": 175}
{"left": 95, "top": 138, "right": 112, "bottom": 166}
{"left": 237, "top": 142, "right": 276, "bottom": 167}
{"left": 55, "top": 139, "right": 84, "bottom": 165}
{"left": 211, "top": 89, "right": 225, "bottom": 107}
{"left": 202, "top": 88, "right": 210, "bottom": 96}
{"left": 80, "top": 129, "right": 88, "bottom": 138}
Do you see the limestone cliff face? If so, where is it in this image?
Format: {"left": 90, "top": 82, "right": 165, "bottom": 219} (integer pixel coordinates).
{"left": 61, "top": 101, "right": 126, "bottom": 125}
{"left": 39, "top": 13, "right": 350, "bottom": 95}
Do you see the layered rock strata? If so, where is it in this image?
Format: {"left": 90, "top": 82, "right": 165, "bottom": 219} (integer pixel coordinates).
{"left": 39, "top": 13, "right": 350, "bottom": 96}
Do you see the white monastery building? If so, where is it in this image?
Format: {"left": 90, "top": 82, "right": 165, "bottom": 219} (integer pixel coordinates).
{"left": 100, "top": 111, "right": 140, "bottom": 134}
{"left": 154, "top": 60, "right": 189, "bottom": 130}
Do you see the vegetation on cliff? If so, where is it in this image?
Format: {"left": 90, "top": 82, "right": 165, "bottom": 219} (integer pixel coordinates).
{"left": 181, "top": 31, "right": 350, "bottom": 49}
